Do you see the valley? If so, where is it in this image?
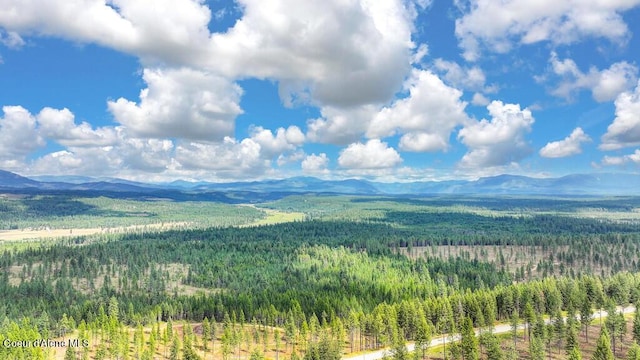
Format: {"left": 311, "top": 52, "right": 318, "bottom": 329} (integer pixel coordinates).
{"left": 1, "top": 187, "right": 640, "bottom": 359}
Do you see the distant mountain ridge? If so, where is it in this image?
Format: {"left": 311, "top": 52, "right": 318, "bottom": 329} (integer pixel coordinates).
{"left": 0, "top": 169, "right": 40, "bottom": 188}
{"left": 1, "top": 170, "right": 639, "bottom": 196}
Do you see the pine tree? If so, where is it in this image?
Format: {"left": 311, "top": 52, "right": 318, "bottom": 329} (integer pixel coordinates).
{"left": 628, "top": 343, "right": 640, "bottom": 360}
{"left": 438, "top": 299, "right": 455, "bottom": 360}
{"left": 348, "top": 311, "right": 359, "bottom": 353}
{"left": 566, "top": 321, "right": 579, "bottom": 355}
{"left": 222, "top": 326, "right": 233, "bottom": 360}
{"left": 605, "top": 303, "right": 624, "bottom": 356}
{"left": 634, "top": 306, "right": 640, "bottom": 345}
{"left": 591, "top": 328, "right": 614, "bottom": 360}
{"left": 459, "top": 317, "right": 479, "bottom": 360}
{"left": 568, "top": 346, "right": 582, "bottom": 360}
{"left": 250, "top": 349, "right": 266, "bottom": 360}
{"left": 414, "top": 314, "right": 431, "bottom": 359}
{"left": 523, "top": 302, "right": 535, "bottom": 341}
{"left": 509, "top": 309, "right": 519, "bottom": 352}
{"left": 64, "top": 345, "right": 76, "bottom": 360}
{"left": 149, "top": 327, "right": 157, "bottom": 356}
{"left": 286, "top": 311, "right": 297, "bottom": 353}
{"left": 94, "top": 344, "right": 107, "bottom": 360}
{"left": 275, "top": 328, "right": 282, "bottom": 360}
{"left": 203, "top": 317, "right": 211, "bottom": 352}
{"left": 108, "top": 296, "right": 119, "bottom": 323}
{"left": 170, "top": 335, "right": 180, "bottom": 360}
{"left": 552, "top": 310, "right": 564, "bottom": 354}
{"left": 580, "top": 295, "right": 593, "bottom": 343}
{"left": 616, "top": 310, "right": 627, "bottom": 355}
{"left": 529, "top": 334, "right": 544, "bottom": 360}
{"left": 391, "top": 330, "right": 408, "bottom": 360}
{"left": 483, "top": 333, "right": 504, "bottom": 360}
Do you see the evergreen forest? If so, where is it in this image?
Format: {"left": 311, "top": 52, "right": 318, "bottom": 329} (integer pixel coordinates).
{"left": 2, "top": 193, "right": 640, "bottom": 359}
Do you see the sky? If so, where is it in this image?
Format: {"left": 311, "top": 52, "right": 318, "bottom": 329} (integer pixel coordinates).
{"left": 0, "top": 0, "right": 639, "bottom": 183}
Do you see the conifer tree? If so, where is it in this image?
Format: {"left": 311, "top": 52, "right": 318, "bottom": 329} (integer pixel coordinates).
{"left": 509, "top": 309, "right": 519, "bottom": 352}
{"left": 275, "top": 328, "right": 281, "bottom": 360}
{"left": 250, "top": 349, "right": 266, "bottom": 360}
{"left": 580, "top": 295, "right": 593, "bottom": 343}
{"left": 523, "top": 302, "right": 535, "bottom": 341}
{"left": 414, "top": 313, "right": 431, "bottom": 360}
{"left": 459, "top": 317, "right": 479, "bottom": 360}
{"left": 483, "top": 333, "right": 504, "bottom": 360}
{"left": 438, "top": 299, "right": 455, "bottom": 360}
{"left": 565, "top": 321, "right": 579, "bottom": 355}
{"left": 391, "top": 329, "right": 408, "bottom": 360}
{"left": 568, "top": 346, "right": 582, "bottom": 360}
{"left": 605, "top": 303, "right": 624, "bottom": 356}
{"left": 552, "top": 310, "right": 565, "bottom": 354}
{"left": 591, "top": 328, "right": 614, "bottom": 360}
{"left": 203, "top": 317, "right": 211, "bottom": 352}
{"left": 529, "top": 334, "right": 544, "bottom": 360}
{"left": 634, "top": 306, "right": 640, "bottom": 345}
{"left": 64, "top": 345, "right": 76, "bottom": 360}
{"left": 628, "top": 343, "right": 640, "bottom": 360}
{"left": 170, "top": 335, "right": 180, "bottom": 360}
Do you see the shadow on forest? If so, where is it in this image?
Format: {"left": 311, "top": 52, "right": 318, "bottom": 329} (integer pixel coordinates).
{"left": 21, "top": 196, "right": 153, "bottom": 218}
{"left": 349, "top": 195, "right": 640, "bottom": 212}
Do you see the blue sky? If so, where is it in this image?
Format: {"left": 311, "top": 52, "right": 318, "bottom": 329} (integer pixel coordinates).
{"left": 0, "top": 0, "right": 639, "bottom": 182}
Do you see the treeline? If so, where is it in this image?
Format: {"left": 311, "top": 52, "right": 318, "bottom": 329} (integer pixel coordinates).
{"left": 2, "top": 213, "right": 640, "bottom": 358}
{"left": 380, "top": 211, "right": 640, "bottom": 245}
{"left": 0, "top": 196, "right": 265, "bottom": 230}
{"left": 3, "top": 262, "right": 640, "bottom": 358}
{"left": 0, "top": 221, "right": 511, "bottom": 324}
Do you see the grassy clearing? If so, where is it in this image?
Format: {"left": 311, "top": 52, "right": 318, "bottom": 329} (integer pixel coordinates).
{"left": 398, "top": 243, "right": 639, "bottom": 280}
{"left": 5, "top": 260, "right": 218, "bottom": 297}
{"left": 0, "top": 221, "right": 193, "bottom": 241}
{"left": 241, "top": 205, "right": 305, "bottom": 227}
{"left": 50, "top": 321, "right": 323, "bottom": 360}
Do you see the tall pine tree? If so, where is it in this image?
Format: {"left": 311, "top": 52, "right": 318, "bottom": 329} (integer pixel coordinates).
{"left": 592, "top": 328, "right": 614, "bottom": 360}
{"left": 460, "top": 317, "right": 479, "bottom": 360}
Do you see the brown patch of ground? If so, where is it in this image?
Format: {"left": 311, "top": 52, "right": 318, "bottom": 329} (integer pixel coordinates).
{"left": 0, "top": 221, "right": 192, "bottom": 241}
{"left": 398, "top": 244, "right": 632, "bottom": 279}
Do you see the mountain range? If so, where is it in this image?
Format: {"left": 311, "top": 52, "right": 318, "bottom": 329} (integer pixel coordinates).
{"left": 1, "top": 169, "right": 639, "bottom": 197}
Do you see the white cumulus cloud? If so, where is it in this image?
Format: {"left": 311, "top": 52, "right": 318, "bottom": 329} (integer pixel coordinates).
{"left": 174, "top": 137, "right": 270, "bottom": 179}
{"left": 307, "top": 105, "right": 378, "bottom": 145}
{"left": 398, "top": 132, "right": 451, "bottom": 152}
{"left": 0, "top": 106, "right": 45, "bottom": 168}
{"left": 458, "top": 101, "right": 534, "bottom": 168}
{"left": 37, "top": 107, "right": 118, "bottom": 147}
{"left": 0, "top": 0, "right": 420, "bottom": 109}
{"left": 432, "top": 58, "right": 486, "bottom": 91}
{"left": 301, "top": 153, "right": 329, "bottom": 174}
{"left": 471, "top": 93, "right": 490, "bottom": 106}
{"left": 367, "top": 69, "right": 470, "bottom": 152}
{"left": 209, "top": 0, "right": 416, "bottom": 107}
{"left": 600, "top": 80, "right": 640, "bottom": 150}
{"left": 108, "top": 67, "right": 243, "bottom": 141}
{"left": 539, "top": 127, "right": 591, "bottom": 158}
{"left": 548, "top": 52, "right": 638, "bottom": 102}
{"left": 0, "top": 0, "right": 213, "bottom": 65}
{"left": 338, "top": 139, "right": 402, "bottom": 170}
{"left": 601, "top": 149, "right": 640, "bottom": 166}
{"left": 249, "top": 125, "right": 305, "bottom": 157}
{"left": 456, "top": 0, "right": 640, "bottom": 61}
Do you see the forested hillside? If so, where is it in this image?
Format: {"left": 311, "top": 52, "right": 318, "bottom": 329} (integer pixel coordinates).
{"left": 1, "top": 194, "right": 640, "bottom": 359}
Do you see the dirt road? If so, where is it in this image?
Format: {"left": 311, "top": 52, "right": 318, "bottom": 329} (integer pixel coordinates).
{"left": 343, "top": 306, "right": 635, "bottom": 360}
